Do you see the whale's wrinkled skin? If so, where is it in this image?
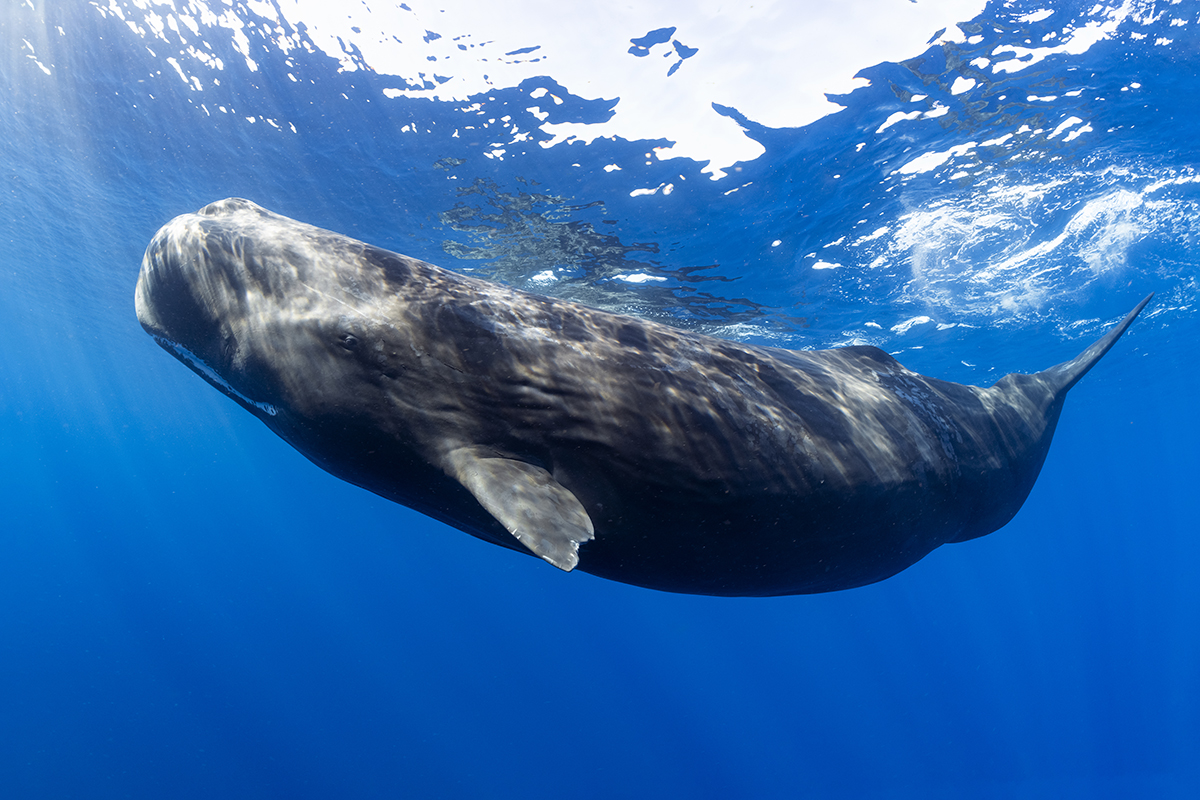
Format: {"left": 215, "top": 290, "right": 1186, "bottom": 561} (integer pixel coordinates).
{"left": 134, "top": 198, "right": 1150, "bottom": 596}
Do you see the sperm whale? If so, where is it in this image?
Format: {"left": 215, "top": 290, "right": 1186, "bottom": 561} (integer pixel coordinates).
{"left": 134, "top": 198, "right": 1150, "bottom": 595}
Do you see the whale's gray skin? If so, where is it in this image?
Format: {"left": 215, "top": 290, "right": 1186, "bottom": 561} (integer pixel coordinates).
{"left": 134, "top": 198, "right": 1150, "bottom": 596}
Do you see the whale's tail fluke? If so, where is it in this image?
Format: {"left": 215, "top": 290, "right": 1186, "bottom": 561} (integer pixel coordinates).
{"left": 947, "top": 293, "right": 1152, "bottom": 544}
{"left": 1042, "top": 293, "right": 1153, "bottom": 395}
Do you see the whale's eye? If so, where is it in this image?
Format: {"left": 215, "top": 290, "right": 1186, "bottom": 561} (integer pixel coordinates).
{"left": 340, "top": 334, "right": 360, "bottom": 350}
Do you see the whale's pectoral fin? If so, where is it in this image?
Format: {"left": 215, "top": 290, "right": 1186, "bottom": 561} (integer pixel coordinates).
{"left": 447, "top": 449, "right": 594, "bottom": 571}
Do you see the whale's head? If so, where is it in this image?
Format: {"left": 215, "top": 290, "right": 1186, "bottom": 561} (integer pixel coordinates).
{"left": 134, "top": 198, "right": 408, "bottom": 423}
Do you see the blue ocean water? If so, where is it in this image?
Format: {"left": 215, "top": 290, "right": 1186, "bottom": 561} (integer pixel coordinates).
{"left": 2, "top": 0, "right": 1198, "bottom": 797}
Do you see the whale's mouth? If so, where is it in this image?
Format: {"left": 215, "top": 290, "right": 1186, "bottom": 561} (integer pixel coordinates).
{"left": 152, "top": 334, "right": 278, "bottom": 417}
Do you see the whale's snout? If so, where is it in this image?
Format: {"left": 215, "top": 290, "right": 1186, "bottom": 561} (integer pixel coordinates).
{"left": 134, "top": 226, "right": 173, "bottom": 338}
{"left": 136, "top": 207, "right": 286, "bottom": 418}
{"left": 134, "top": 216, "right": 218, "bottom": 351}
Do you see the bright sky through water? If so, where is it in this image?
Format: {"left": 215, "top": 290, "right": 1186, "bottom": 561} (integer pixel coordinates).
{"left": 101, "top": 0, "right": 1003, "bottom": 177}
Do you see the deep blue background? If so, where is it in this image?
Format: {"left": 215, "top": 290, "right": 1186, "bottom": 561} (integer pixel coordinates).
{"left": 2, "top": 1, "right": 1197, "bottom": 797}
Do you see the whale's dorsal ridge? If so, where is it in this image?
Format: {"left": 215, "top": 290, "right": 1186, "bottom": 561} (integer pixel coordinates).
{"left": 446, "top": 447, "right": 595, "bottom": 571}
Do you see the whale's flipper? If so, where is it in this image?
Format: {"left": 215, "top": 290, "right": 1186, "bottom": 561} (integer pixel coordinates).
{"left": 1044, "top": 294, "right": 1153, "bottom": 394}
{"left": 448, "top": 448, "right": 595, "bottom": 571}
